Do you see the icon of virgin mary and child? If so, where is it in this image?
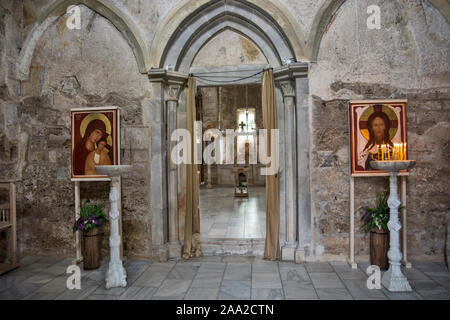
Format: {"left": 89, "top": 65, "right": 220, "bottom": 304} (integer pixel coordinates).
{"left": 73, "top": 118, "right": 112, "bottom": 176}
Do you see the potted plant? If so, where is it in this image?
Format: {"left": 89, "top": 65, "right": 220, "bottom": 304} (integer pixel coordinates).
{"left": 361, "top": 192, "right": 390, "bottom": 270}
{"left": 73, "top": 201, "right": 107, "bottom": 270}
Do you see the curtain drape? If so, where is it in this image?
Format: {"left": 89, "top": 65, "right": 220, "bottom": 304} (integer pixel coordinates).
{"left": 183, "top": 76, "right": 202, "bottom": 260}
{"left": 261, "top": 69, "right": 281, "bottom": 261}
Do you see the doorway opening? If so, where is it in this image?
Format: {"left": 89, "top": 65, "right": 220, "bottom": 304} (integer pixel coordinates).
{"left": 196, "top": 84, "right": 267, "bottom": 242}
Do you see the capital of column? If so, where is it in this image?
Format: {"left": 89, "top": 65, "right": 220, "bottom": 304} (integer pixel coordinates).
{"left": 148, "top": 68, "right": 188, "bottom": 102}
{"left": 273, "top": 62, "right": 308, "bottom": 82}
{"left": 277, "top": 80, "right": 296, "bottom": 98}
{"left": 274, "top": 62, "right": 308, "bottom": 99}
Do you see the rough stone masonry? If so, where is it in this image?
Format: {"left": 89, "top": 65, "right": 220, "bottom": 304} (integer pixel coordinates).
{"left": 0, "top": 0, "right": 448, "bottom": 262}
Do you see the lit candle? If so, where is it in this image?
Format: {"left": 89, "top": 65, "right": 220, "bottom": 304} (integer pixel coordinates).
{"left": 404, "top": 143, "right": 407, "bottom": 160}
{"left": 378, "top": 145, "right": 381, "bottom": 160}
{"left": 399, "top": 143, "right": 403, "bottom": 160}
{"left": 381, "top": 145, "right": 384, "bottom": 160}
{"left": 387, "top": 144, "right": 390, "bottom": 160}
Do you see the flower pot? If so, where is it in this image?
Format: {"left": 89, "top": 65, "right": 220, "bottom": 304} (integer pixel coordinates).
{"left": 83, "top": 228, "right": 102, "bottom": 270}
{"left": 370, "top": 228, "right": 389, "bottom": 270}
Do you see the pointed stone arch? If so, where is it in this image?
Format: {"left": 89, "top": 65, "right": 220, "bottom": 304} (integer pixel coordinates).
{"left": 16, "top": 0, "right": 150, "bottom": 80}
{"left": 151, "top": 0, "right": 307, "bottom": 70}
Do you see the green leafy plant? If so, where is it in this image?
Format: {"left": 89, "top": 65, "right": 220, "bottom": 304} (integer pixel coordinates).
{"left": 361, "top": 192, "right": 390, "bottom": 233}
{"left": 73, "top": 201, "right": 107, "bottom": 233}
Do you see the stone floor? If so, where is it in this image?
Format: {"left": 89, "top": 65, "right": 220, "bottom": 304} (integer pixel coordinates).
{"left": 1, "top": 255, "right": 449, "bottom": 300}
{"left": 200, "top": 186, "right": 266, "bottom": 239}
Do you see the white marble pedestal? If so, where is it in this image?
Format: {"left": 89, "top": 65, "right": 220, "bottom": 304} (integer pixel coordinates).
{"left": 95, "top": 165, "right": 131, "bottom": 289}
{"left": 370, "top": 160, "right": 415, "bottom": 292}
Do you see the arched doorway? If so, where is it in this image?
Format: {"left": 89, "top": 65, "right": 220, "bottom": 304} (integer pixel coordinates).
{"left": 148, "top": 0, "right": 311, "bottom": 263}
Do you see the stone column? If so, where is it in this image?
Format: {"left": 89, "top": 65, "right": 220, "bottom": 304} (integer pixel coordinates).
{"left": 148, "top": 69, "right": 188, "bottom": 260}
{"left": 295, "top": 76, "right": 311, "bottom": 263}
{"left": 165, "top": 84, "right": 183, "bottom": 258}
{"left": 274, "top": 62, "right": 310, "bottom": 263}
{"left": 278, "top": 80, "right": 298, "bottom": 261}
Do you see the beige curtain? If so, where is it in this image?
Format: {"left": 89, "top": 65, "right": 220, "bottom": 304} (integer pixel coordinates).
{"left": 261, "top": 69, "right": 280, "bottom": 260}
{"left": 183, "top": 76, "right": 202, "bottom": 259}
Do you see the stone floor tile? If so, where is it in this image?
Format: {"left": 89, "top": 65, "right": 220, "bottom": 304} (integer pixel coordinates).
{"left": 381, "top": 288, "right": 423, "bottom": 300}
{"left": 35, "top": 276, "right": 68, "bottom": 294}
{"left": 119, "top": 286, "right": 157, "bottom": 300}
{"left": 411, "top": 261, "right": 448, "bottom": 273}
{"left": 343, "top": 279, "right": 387, "bottom": 300}
{"left": 36, "top": 257, "right": 65, "bottom": 265}
{"left": 252, "top": 262, "right": 279, "bottom": 273}
{"left": 19, "top": 256, "right": 42, "bottom": 267}
{"left": 92, "top": 285, "right": 128, "bottom": 296}
{"left": 409, "top": 279, "right": 444, "bottom": 291}
{"left": 153, "top": 279, "right": 192, "bottom": 297}
{"left": 309, "top": 273, "right": 345, "bottom": 289}
{"left": 401, "top": 267, "right": 430, "bottom": 280}
{"left": 252, "top": 272, "right": 282, "bottom": 289}
{"left": 251, "top": 288, "right": 284, "bottom": 300}
{"left": 133, "top": 269, "right": 170, "bottom": 287}
{"left": 86, "top": 294, "right": 119, "bottom": 300}
{"left": 184, "top": 287, "right": 220, "bottom": 300}
{"left": 22, "top": 272, "right": 56, "bottom": 286}
{"left": 23, "top": 292, "right": 60, "bottom": 300}
{"left": 7, "top": 263, "right": 52, "bottom": 276}
{"left": 199, "top": 262, "right": 227, "bottom": 272}
{"left": 0, "top": 274, "right": 29, "bottom": 290}
{"left": 332, "top": 265, "right": 367, "bottom": 280}
{"left": 167, "top": 265, "right": 199, "bottom": 280}
{"left": 41, "top": 263, "right": 68, "bottom": 277}
{"left": 282, "top": 281, "right": 318, "bottom": 300}
{"left": 0, "top": 282, "right": 41, "bottom": 300}
{"left": 316, "top": 288, "right": 353, "bottom": 300}
{"left": 81, "top": 269, "right": 106, "bottom": 286}
{"left": 218, "top": 280, "right": 251, "bottom": 300}
{"left": 200, "top": 256, "right": 224, "bottom": 262}
{"left": 151, "top": 296, "right": 184, "bottom": 300}
{"left": 221, "top": 256, "right": 255, "bottom": 263}
{"left": 279, "top": 265, "right": 310, "bottom": 282}
{"left": 422, "top": 272, "right": 450, "bottom": 289}
{"left": 224, "top": 263, "right": 251, "bottom": 280}
{"left": 125, "top": 263, "right": 152, "bottom": 285}
{"left": 305, "top": 262, "right": 334, "bottom": 273}
{"left": 409, "top": 279, "right": 450, "bottom": 299}
{"left": 55, "top": 285, "right": 100, "bottom": 300}
{"left": 191, "top": 277, "right": 222, "bottom": 288}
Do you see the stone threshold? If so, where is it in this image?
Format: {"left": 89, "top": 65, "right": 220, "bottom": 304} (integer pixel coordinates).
{"left": 200, "top": 238, "right": 265, "bottom": 256}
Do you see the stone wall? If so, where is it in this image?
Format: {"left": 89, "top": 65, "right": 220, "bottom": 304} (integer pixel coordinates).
{"left": 0, "top": 3, "right": 152, "bottom": 259}
{"left": 0, "top": 0, "right": 448, "bottom": 261}
{"left": 309, "top": 0, "right": 450, "bottom": 260}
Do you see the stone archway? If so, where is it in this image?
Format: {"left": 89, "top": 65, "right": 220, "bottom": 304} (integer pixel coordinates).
{"left": 16, "top": 0, "right": 150, "bottom": 80}
{"left": 148, "top": 0, "right": 312, "bottom": 263}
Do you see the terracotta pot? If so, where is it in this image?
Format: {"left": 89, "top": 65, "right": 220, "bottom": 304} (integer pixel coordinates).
{"left": 370, "top": 228, "right": 389, "bottom": 270}
{"left": 83, "top": 228, "right": 102, "bottom": 270}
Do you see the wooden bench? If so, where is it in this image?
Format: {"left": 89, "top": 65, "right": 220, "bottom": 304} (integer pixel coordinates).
{"left": 0, "top": 179, "right": 18, "bottom": 275}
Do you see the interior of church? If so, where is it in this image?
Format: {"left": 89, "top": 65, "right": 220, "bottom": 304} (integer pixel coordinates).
{"left": 197, "top": 85, "right": 266, "bottom": 240}
{"left": 0, "top": 0, "right": 449, "bottom": 302}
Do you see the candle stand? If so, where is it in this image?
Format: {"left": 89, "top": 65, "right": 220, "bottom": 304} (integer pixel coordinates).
{"left": 370, "top": 160, "right": 415, "bottom": 292}
{"left": 95, "top": 165, "right": 131, "bottom": 289}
